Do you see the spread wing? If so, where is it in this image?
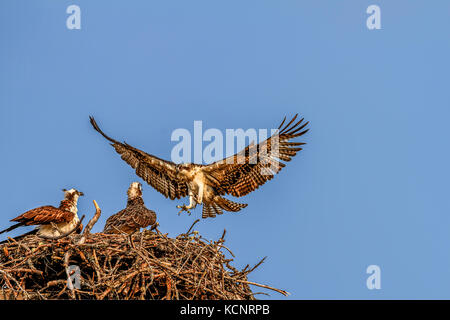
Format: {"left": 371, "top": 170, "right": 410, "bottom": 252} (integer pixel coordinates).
{"left": 203, "top": 114, "right": 309, "bottom": 197}
{"left": 90, "top": 117, "right": 188, "bottom": 200}
{"left": 11, "top": 206, "right": 75, "bottom": 226}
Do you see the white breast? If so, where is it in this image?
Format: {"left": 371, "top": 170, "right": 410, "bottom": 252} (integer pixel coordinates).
{"left": 37, "top": 215, "right": 80, "bottom": 237}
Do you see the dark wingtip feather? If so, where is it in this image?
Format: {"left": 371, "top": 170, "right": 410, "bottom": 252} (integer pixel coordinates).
{"left": 278, "top": 116, "right": 287, "bottom": 130}
{"left": 289, "top": 121, "right": 309, "bottom": 136}
{"left": 89, "top": 116, "right": 119, "bottom": 144}
{"left": 281, "top": 114, "right": 298, "bottom": 132}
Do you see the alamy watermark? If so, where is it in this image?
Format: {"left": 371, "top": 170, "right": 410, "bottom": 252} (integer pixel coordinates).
{"left": 170, "top": 120, "right": 281, "bottom": 174}
{"left": 66, "top": 5, "right": 81, "bottom": 30}
{"left": 366, "top": 265, "right": 381, "bottom": 290}
{"left": 366, "top": 5, "right": 381, "bottom": 30}
{"left": 65, "top": 5, "right": 382, "bottom": 31}
{"left": 67, "top": 264, "right": 81, "bottom": 290}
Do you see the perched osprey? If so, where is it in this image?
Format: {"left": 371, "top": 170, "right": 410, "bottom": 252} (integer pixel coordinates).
{"left": 0, "top": 189, "right": 84, "bottom": 238}
{"left": 103, "top": 182, "right": 157, "bottom": 234}
{"left": 90, "top": 115, "right": 309, "bottom": 218}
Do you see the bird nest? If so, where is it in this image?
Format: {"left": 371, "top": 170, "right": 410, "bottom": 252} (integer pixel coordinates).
{"left": 0, "top": 212, "right": 288, "bottom": 300}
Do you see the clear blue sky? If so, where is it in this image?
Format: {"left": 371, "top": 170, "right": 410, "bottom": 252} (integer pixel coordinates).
{"left": 1, "top": 1, "right": 450, "bottom": 299}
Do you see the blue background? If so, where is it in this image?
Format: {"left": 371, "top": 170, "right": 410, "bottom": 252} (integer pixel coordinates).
{"left": 1, "top": 1, "right": 449, "bottom": 299}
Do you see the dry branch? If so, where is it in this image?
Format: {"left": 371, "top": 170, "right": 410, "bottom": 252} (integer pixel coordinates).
{"left": 82, "top": 200, "right": 101, "bottom": 235}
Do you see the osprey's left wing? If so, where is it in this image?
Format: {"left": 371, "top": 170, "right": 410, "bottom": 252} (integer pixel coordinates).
{"left": 90, "top": 117, "right": 188, "bottom": 200}
{"left": 203, "top": 114, "right": 309, "bottom": 197}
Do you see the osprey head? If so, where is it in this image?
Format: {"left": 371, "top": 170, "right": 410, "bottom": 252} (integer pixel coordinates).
{"left": 127, "top": 182, "right": 142, "bottom": 200}
{"left": 176, "top": 163, "right": 194, "bottom": 177}
{"left": 176, "top": 163, "right": 191, "bottom": 171}
{"left": 62, "top": 188, "right": 84, "bottom": 202}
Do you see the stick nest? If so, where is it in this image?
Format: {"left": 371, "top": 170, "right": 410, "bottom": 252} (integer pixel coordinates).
{"left": 0, "top": 222, "right": 287, "bottom": 300}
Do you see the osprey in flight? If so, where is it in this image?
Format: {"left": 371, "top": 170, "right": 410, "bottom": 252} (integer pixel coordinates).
{"left": 90, "top": 115, "right": 309, "bottom": 218}
{"left": 103, "top": 182, "right": 157, "bottom": 234}
{"left": 0, "top": 188, "right": 84, "bottom": 238}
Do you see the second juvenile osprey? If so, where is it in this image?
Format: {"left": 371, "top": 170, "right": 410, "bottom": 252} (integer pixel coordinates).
{"left": 90, "top": 115, "right": 309, "bottom": 218}
{"left": 103, "top": 182, "right": 157, "bottom": 234}
{"left": 0, "top": 188, "right": 84, "bottom": 238}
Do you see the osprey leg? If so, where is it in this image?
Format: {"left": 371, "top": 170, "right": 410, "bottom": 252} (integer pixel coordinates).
{"left": 177, "top": 193, "right": 197, "bottom": 215}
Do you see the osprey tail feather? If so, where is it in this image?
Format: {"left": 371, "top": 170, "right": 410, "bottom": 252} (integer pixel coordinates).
{"left": 0, "top": 229, "right": 38, "bottom": 244}
{"left": 0, "top": 222, "right": 26, "bottom": 235}
{"left": 202, "top": 197, "right": 247, "bottom": 218}
{"left": 201, "top": 196, "right": 247, "bottom": 218}
{"left": 214, "top": 196, "right": 248, "bottom": 212}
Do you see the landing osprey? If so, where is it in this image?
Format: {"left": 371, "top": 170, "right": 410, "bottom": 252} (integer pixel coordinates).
{"left": 90, "top": 115, "right": 309, "bottom": 218}
{"left": 0, "top": 189, "right": 84, "bottom": 238}
{"left": 103, "top": 182, "right": 157, "bottom": 234}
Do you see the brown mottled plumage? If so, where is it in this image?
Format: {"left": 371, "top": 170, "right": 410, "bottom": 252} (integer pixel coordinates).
{"left": 103, "top": 182, "right": 157, "bottom": 234}
{"left": 0, "top": 189, "right": 84, "bottom": 237}
{"left": 90, "top": 114, "right": 309, "bottom": 219}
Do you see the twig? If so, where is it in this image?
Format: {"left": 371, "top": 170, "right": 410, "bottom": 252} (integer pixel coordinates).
{"left": 64, "top": 251, "right": 75, "bottom": 299}
{"left": 78, "top": 200, "right": 101, "bottom": 245}
{"left": 228, "top": 278, "right": 290, "bottom": 296}
{"left": 185, "top": 219, "right": 200, "bottom": 235}
{"left": 83, "top": 200, "right": 101, "bottom": 235}
{"left": 247, "top": 256, "right": 267, "bottom": 274}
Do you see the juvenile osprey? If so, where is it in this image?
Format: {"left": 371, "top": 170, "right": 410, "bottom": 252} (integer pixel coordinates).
{"left": 0, "top": 189, "right": 84, "bottom": 238}
{"left": 90, "top": 115, "right": 309, "bottom": 218}
{"left": 103, "top": 182, "right": 157, "bottom": 234}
